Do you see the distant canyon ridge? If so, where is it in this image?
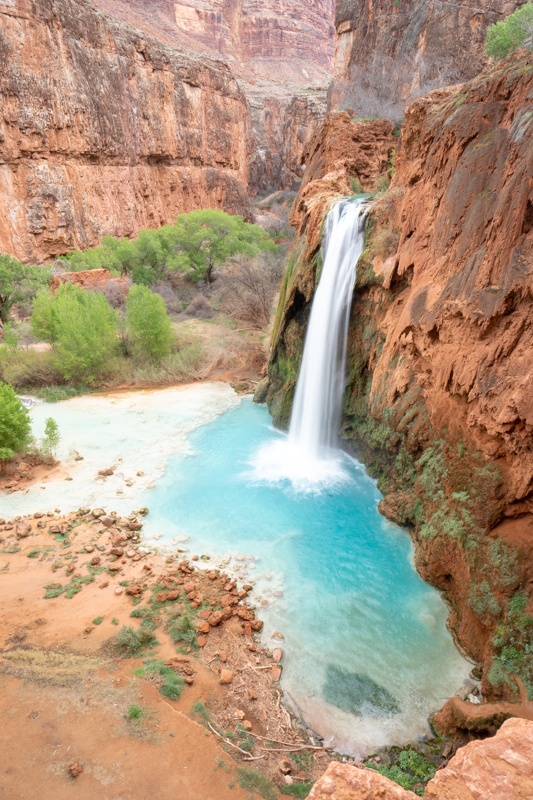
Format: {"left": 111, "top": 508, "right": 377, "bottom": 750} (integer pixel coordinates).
{"left": 0, "top": 0, "right": 521, "bottom": 261}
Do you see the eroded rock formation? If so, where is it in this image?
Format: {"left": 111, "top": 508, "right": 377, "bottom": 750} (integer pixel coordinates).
{"left": 308, "top": 718, "right": 533, "bottom": 799}
{"left": 92, "top": 0, "right": 335, "bottom": 190}
{"left": 0, "top": 0, "right": 254, "bottom": 262}
{"left": 264, "top": 53, "right": 533, "bottom": 699}
{"left": 331, "top": 0, "right": 525, "bottom": 119}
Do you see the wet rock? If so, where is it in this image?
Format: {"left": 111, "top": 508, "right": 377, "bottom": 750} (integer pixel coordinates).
{"left": 98, "top": 467, "right": 115, "bottom": 477}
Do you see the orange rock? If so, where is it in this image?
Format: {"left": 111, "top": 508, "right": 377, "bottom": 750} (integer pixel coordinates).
{"left": 219, "top": 669, "right": 234, "bottom": 685}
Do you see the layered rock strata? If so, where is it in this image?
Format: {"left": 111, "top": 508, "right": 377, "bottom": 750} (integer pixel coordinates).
{"left": 308, "top": 718, "right": 533, "bottom": 799}
{"left": 92, "top": 0, "right": 335, "bottom": 191}
{"left": 331, "top": 0, "right": 525, "bottom": 119}
{"left": 264, "top": 53, "right": 533, "bottom": 704}
{"left": 0, "top": 0, "right": 252, "bottom": 261}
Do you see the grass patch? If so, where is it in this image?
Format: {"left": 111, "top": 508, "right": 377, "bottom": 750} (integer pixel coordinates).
{"left": 134, "top": 659, "right": 185, "bottom": 700}
{"left": 237, "top": 767, "right": 277, "bottom": 800}
{"left": 127, "top": 703, "right": 145, "bottom": 720}
{"left": 280, "top": 784, "right": 314, "bottom": 797}
{"left": 191, "top": 700, "right": 212, "bottom": 726}
{"left": 167, "top": 612, "right": 198, "bottom": 649}
{"left": 92, "top": 616, "right": 105, "bottom": 625}
{"left": 114, "top": 625, "right": 159, "bottom": 657}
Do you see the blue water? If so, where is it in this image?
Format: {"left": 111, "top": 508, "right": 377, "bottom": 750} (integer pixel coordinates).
{"left": 140, "top": 398, "right": 469, "bottom": 754}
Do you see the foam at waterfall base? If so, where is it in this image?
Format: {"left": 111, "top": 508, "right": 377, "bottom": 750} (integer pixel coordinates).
{"left": 248, "top": 436, "right": 354, "bottom": 492}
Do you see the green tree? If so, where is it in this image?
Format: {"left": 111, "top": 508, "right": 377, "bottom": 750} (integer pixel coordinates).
{"left": 486, "top": 3, "right": 533, "bottom": 59}
{"left": 41, "top": 417, "right": 61, "bottom": 457}
{"left": 0, "top": 254, "right": 50, "bottom": 324}
{"left": 166, "top": 209, "right": 276, "bottom": 284}
{"left": 31, "top": 284, "right": 118, "bottom": 382}
{"left": 125, "top": 285, "right": 174, "bottom": 363}
{"left": 0, "top": 382, "right": 32, "bottom": 466}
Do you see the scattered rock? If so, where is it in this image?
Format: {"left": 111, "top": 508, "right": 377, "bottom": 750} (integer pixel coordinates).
{"left": 271, "top": 666, "right": 282, "bottom": 682}
{"left": 15, "top": 522, "right": 32, "bottom": 539}
{"left": 197, "top": 635, "right": 207, "bottom": 648}
{"left": 273, "top": 648, "right": 283, "bottom": 663}
{"left": 69, "top": 761, "right": 83, "bottom": 778}
{"left": 100, "top": 516, "right": 114, "bottom": 528}
{"left": 98, "top": 468, "right": 115, "bottom": 477}
{"left": 92, "top": 509, "right": 105, "bottom": 518}
{"left": 242, "top": 720, "right": 252, "bottom": 731}
{"left": 114, "top": 587, "right": 123, "bottom": 595}
{"left": 197, "top": 620, "right": 211, "bottom": 635}
{"left": 219, "top": 669, "right": 235, "bottom": 685}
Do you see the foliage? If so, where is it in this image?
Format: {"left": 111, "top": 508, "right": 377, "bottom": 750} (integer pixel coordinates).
{"left": 237, "top": 767, "right": 277, "bottom": 800}
{"left": 350, "top": 176, "right": 364, "bottom": 194}
{"left": 134, "top": 659, "right": 185, "bottom": 700}
{"left": 367, "top": 749, "right": 436, "bottom": 796}
{"left": 31, "top": 283, "right": 118, "bottom": 382}
{"left": 190, "top": 701, "right": 212, "bottom": 725}
{"left": 485, "top": 3, "right": 533, "bottom": 59}
{"left": 468, "top": 580, "right": 502, "bottom": 620}
{"left": 114, "top": 625, "right": 158, "bottom": 657}
{"left": 0, "top": 382, "right": 32, "bottom": 464}
{"left": 489, "top": 591, "right": 533, "bottom": 697}
{"left": 92, "top": 616, "right": 105, "bottom": 625}
{"left": 167, "top": 612, "right": 197, "bottom": 648}
{"left": 280, "top": 783, "right": 314, "bottom": 797}
{"left": 41, "top": 417, "right": 60, "bottom": 458}
{"left": 125, "top": 285, "right": 174, "bottom": 363}
{"left": 0, "top": 349, "right": 63, "bottom": 391}
{"left": 0, "top": 254, "right": 50, "bottom": 323}
{"left": 63, "top": 211, "right": 276, "bottom": 286}
{"left": 127, "top": 704, "right": 145, "bottom": 720}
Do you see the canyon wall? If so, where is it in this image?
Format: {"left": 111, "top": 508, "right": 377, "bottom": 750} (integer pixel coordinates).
{"left": 331, "top": 0, "right": 526, "bottom": 119}
{"left": 263, "top": 53, "right": 533, "bottom": 703}
{"left": 0, "top": 0, "right": 254, "bottom": 262}
{"left": 92, "top": 0, "right": 335, "bottom": 191}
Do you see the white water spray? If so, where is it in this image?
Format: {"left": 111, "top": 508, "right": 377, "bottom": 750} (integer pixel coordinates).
{"left": 250, "top": 198, "right": 368, "bottom": 489}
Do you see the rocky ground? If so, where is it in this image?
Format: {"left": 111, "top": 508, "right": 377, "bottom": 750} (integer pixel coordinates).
{"left": 0, "top": 504, "right": 337, "bottom": 797}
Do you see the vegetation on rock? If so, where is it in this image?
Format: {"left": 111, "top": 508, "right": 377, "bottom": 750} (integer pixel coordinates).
{"left": 486, "top": 3, "right": 533, "bottom": 59}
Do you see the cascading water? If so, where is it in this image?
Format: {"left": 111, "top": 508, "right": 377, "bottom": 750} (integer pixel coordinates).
{"left": 251, "top": 198, "right": 368, "bottom": 489}
{"left": 289, "top": 199, "right": 367, "bottom": 457}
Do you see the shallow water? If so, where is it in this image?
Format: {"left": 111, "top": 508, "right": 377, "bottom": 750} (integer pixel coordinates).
{"left": 2, "top": 385, "right": 470, "bottom": 754}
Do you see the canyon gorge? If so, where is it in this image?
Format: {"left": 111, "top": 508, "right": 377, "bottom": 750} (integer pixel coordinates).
{"left": 1, "top": 0, "right": 533, "bottom": 797}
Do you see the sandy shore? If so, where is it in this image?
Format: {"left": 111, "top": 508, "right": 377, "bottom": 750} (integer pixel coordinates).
{"left": 0, "top": 505, "right": 335, "bottom": 798}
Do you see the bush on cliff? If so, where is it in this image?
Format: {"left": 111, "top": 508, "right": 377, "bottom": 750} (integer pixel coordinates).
{"left": 0, "top": 382, "right": 32, "bottom": 466}
{"left": 0, "top": 254, "right": 50, "bottom": 324}
{"left": 125, "top": 285, "right": 174, "bottom": 364}
{"left": 485, "top": 3, "right": 533, "bottom": 59}
{"left": 31, "top": 284, "right": 118, "bottom": 383}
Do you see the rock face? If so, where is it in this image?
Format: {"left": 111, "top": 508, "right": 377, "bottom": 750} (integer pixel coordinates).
{"left": 308, "top": 718, "right": 533, "bottom": 799}
{"left": 92, "top": 0, "right": 335, "bottom": 191}
{"left": 0, "top": 0, "right": 253, "bottom": 261}
{"left": 331, "top": 0, "right": 525, "bottom": 119}
{"left": 265, "top": 53, "right": 533, "bottom": 698}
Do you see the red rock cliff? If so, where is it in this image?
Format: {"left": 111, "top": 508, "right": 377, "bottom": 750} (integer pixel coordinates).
{"left": 331, "top": 0, "right": 525, "bottom": 119}
{"left": 0, "top": 0, "right": 253, "bottom": 262}
{"left": 92, "top": 0, "right": 335, "bottom": 190}
{"left": 265, "top": 53, "right": 533, "bottom": 701}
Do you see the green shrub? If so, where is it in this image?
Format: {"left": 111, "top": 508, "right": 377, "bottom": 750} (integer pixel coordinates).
{"left": 280, "top": 784, "right": 314, "bottom": 798}
{"left": 468, "top": 580, "right": 502, "bottom": 620}
{"left": 114, "top": 625, "right": 158, "bottom": 657}
{"left": 237, "top": 767, "right": 277, "bottom": 800}
{"left": 0, "top": 254, "right": 50, "bottom": 323}
{"left": 127, "top": 704, "right": 144, "bottom": 720}
{"left": 134, "top": 659, "right": 185, "bottom": 700}
{"left": 167, "top": 613, "right": 197, "bottom": 648}
{"left": 31, "top": 283, "right": 118, "bottom": 382}
{"left": 126, "top": 285, "right": 174, "bottom": 364}
{"left": 485, "top": 3, "right": 533, "bottom": 59}
{"left": 0, "top": 382, "right": 32, "bottom": 465}
{"left": 368, "top": 749, "right": 436, "bottom": 796}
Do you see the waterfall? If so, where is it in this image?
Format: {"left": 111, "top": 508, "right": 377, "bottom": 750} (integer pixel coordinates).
{"left": 288, "top": 199, "right": 367, "bottom": 457}
{"left": 250, "top": 197, "right": 367, "bottom": 489}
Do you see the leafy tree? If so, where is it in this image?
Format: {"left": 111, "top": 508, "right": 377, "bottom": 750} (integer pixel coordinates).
{"left": 0, "top": 382, "right": 32, "bottom": 466}
{"left": 486, "top": 3, "right": 533, "bottom": 59}
{"left": 31, "top": 284, "right": 118, "bottom": 382}
{"left": 0, "top": 254, "right": 50, "bottom": 323}
{"left": 41, "top": 417, "right": 60, "bottom": 457}
{"left": 165, "top": 209, "right": 276, "bottom": 284}
{"left": 125, "top": 285, "right": 174, "bottom": 363}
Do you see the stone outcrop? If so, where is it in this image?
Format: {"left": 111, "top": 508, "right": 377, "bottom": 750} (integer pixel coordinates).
{"left": 331, "top": 0, "right": 525, "bottom": 119}
{"left": 92, "top": 0, "right": 335, "bottom": 191}
{"left": 308, "top": 718, "right": 533, "bottom": 799}
{"left": 50, "top": 269, "right": 131, "bottom": 300}
{"left": 264, "top": 53, "right": 533, "bottom": 699}
{"left": 0, "top": 0, "right": 253, "bottom": 262}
